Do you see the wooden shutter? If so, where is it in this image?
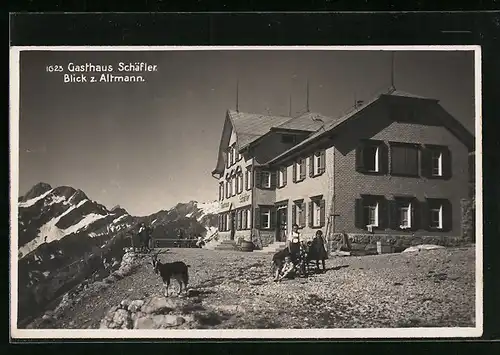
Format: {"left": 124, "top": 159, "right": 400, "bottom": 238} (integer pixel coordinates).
{"left": 319, "top": 150, "right": 326, "bottom": 174}
{"left": 442, "top": 199, "right": 452, "bottom": 232}
{"left": 406, "top": 146, "right": 419, "bottom": 176}
{"left": 354, "top": 198, "right": 364, "bottom": 228}
{"left": 378, "top": 198, "right": 388, "bottom": 229}
{"left": 282, "top": 166, "right": 287, "bottom": 186}
{"left": 270, "top": 171, "right": 277, "bottom": 189}
{"left": 292, "top": 162, "right": 297, "bottom": 183}
{"left": 300, "top": 158, "right": 306, "bottom": 180}
{"left": 442, "top": 147, "right": 452, "bottom": 180}
{"left": 308, "top": 201, "right": 313, "bottom": 227}
{"left": 411, "top": 199, "right": 420, "bottom": 231}
{"left": 299, "top": 203, "right": 306, "bottom": 227}
{"left": 388, "top": 200, "right": 399, "bottom": 230}
{"left": 292, "top": 203, "right": 297, "bottom": 226}
{"left": 309, "top": 155, "right": 315, "bottom": 177}
{"left": 355, "top": 143, "right": 365, "bottom": 172}
{"left": 270, "top": 207, "right": 277, "bottom": 229}
{"left": 319, "top": 199, "right": 326, "bottom": 227}
{"left": 254, "top": 169, "right": 262, "bottom": 188}
{"left": 421, "top": 147, "right": 432, "bottom": 178}
{"left": 254, "top": 207, "right": 261, "bottom": 230}
{"left": 420, "top": 200, "right": 431, "bottom": 231}
{"left": 379, "top": 143, "right": 389, "bottom": 174}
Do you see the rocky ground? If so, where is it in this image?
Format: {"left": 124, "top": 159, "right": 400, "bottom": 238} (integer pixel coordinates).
{"left": 29, "top": 245, "right": 476, "bottom": 329}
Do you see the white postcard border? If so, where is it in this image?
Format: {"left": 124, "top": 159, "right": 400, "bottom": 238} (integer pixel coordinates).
{"left": 9, "top": 45, "right": 483, "bottom": 339}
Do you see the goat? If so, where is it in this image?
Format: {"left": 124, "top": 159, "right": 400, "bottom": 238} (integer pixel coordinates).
{"left": 150, "top": 252, "right": 190, "bottom": 297}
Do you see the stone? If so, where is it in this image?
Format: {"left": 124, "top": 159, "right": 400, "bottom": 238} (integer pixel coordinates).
{"left": 112, "top": 309, "right": 130, "bottom": 329}
{"left": 120, "top": 299, "right": 131, "bottom": 309}
{"left": 133, "top": 314, "right": 185, "bottom": 329}
{"left": 141, "top": 296, "right": 173, "bottom": 315}
{"left": 128, "top": 299, "right": 145, "bottom": 313}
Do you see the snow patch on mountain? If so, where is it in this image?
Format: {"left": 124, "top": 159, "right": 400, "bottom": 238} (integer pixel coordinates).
{"left": 19, "top": 189, "right": 54, "bottom": 208}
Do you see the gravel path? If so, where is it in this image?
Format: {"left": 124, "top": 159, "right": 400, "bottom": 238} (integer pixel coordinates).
{"left": 49, "top": 246, "right": 475, "bottom": 329}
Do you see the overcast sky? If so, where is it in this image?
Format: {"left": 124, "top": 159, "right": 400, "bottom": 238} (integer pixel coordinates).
{"left": 18, "top": 49, "right": 475, "bottom": 216}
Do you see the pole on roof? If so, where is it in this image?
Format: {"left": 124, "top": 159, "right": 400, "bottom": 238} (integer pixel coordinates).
{"left": 306, "top": 78, "right": 310, "bottom": 112}
{"left": 390, "top": 52, "right": 395, "bottom": 90}
{"left": 236, "top": 79, "right": 239, "bottom": 112}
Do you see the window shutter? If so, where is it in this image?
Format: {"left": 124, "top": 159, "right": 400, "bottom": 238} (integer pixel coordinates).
{"left": 355, "top": 144, "right": 365, "bottom": 172}
{"left": 299, "top": 203, "right": 305, "bottom": 227}
{"left": 354, "top": 198, "right": 364, "bottom": 229}
{"left": 379, "top": 143, "right": 389, "bottom": 174}
{"left": 270, "top": 171, "right": 277, "bottom": 189}
{"left": 254, "top": 207, "right": 261, "bottom": 230}
{"left": 300, "top": 158, "right": 306, "bottom": 180}
{"left": 270, "top": 207, "right": 277, "bottom": 229}
{"left": 442, "top": 199, "right": 453, "bottom": 232}
{"left": 442, "top": 147, "right": 452, "bottom": 180}
{"left": 242, "top": 210, "right": 247, "bottom": 230}
{"left": 319, "top": 150, "right": 326, "bottom": 174}
{"left": 292, "top": 204, "right": 297, "bottom": 226}
{"left": 282, "top": 167, "right": 287, "bottom": 186}
{"left": 388, "top": 200, "right": 399, "bottom": 230}
{"left": 411, "top": 199, "right": 420, "bottom": 231}
{"left": 249, "top": 208, "right": 253, "bottom": 229}
{"left": 421, "top": 147, "right": 432, "bottom": 178}
{"left": 320, "top": 199, "right": 326, "bottom": 227}
{"left": 309, "top": 155, "right": 315, "bottom": 177}
{"left": 235, "top": 176, "right": 239, "bottom": 195}
{"left": 254, "top": 169, "right": 262, "bottom": 189}
{"left": 420, "top": 200, "right": 431, "bottom": 231}
{"left": 378, "top": 198, "right": 388, "bottom": 229}
{"left": 292, "top": 162, "right": 297, "bottom": 183}
{"left": 308, "top": 202, "right": 313, "bottom": 227}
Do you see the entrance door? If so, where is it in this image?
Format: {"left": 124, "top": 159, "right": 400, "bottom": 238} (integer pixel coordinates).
{"left": 276, "top": 206, "right": 287, "bottom": 242}
{"left": 230, "top": 211, "right": 236, "bottom": 240}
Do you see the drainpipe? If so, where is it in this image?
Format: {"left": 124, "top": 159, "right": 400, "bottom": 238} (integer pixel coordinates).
{"left": 251, "top": 162, "right": 256, "bottom": 245}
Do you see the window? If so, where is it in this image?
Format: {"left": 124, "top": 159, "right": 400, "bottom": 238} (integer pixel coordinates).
{"left": 225, "top": 180, "right": 230, "bottom": 198}
{"left": 277, "top": 166, "right": 287, "bottom": 188}
{"left": 232, "top": 177, "right": 237, "bottom": 196}
{"left": 237, "top": 210, "right": 242, "bottom": 230}
{"left": 232, "top": 145, "right": 237, "bottom": 165}
{"left": 431, "top": 150, "right": 442, "bottom": 176}
{"left": 219, "top": 182, "right": 224, "bottom": 201}
{"left": 255, "top": 206, "right": 274, "bottom": 230}
{"left": 281, "top": 134, "right": 296, "bottom": 144}
{"left": 245, "top": 166, "right": 252, "bottom": 190}
{"left": 244, "top": 208, "right": 252, "bottom": 229}
{"left": 422, "top": 145, "right": 451, "bottom": 179}
{"left": 399, "top": 203, "right": 411, "bottom": 229}
{"left": 261, "top": 208, "right": 271, "bottom": 229}
{"left": 237, "top": 173, "right": 243, "bottom": 194}
{"left": 356, "top": 140, "right": 387, "bottom": 174}
{"left": 261, "top": 171, "right": 271, "bottom": 189}
{"left": 425, "top": 198, "right": 452, "bottom": 231}
{"left": 310, "top": 150, "right": 326, "bottom": 177}
{"left": 293, "top": 158, "right": 306, "bottom": 182}
{"left": 308, "top": 197, "right": 325, "bottom": 228}
{"left": 292, "top": 200, "right": 305, "bottom": 227}
{"left": 429, "top": 204, "right": 442, "bottom": 229}
{"left": 390, "top": 143, "right": 419, "bottom": 176}
{"left": 355, "top": 195, "right": 387, "bottom": 230}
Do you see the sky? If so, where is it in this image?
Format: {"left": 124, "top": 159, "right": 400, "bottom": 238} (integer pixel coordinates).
{"left": 17, "top": 49, "right": 475, "bottom": 216}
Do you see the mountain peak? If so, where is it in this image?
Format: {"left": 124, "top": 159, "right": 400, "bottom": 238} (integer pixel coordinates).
{"left": 21, "top": 182, "right": 53, "bottom": 202}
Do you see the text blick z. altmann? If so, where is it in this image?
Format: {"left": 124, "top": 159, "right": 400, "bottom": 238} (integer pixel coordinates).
{"left": 59, "top": 62, "right": 158, "bottom": 83}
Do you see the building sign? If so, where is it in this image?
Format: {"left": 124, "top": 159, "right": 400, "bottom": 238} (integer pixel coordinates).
{"left": 239, "top": 194, "right": 250, "bottom": 203}
{"left": 221, "top": 201, "right": 231, "bottom": 209}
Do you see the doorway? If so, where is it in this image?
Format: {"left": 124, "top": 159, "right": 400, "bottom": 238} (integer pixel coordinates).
{"left": 276, "top": 206, "right": 287, "bottom": 242}
{"left": 230, "top": 211, "right": 236, "bottom": 240}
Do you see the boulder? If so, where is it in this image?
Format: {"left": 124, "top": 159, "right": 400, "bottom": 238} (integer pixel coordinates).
{"left": 128, "top": 299, "right": 145, "bottom": 313}
{"left": 402, "top": 244, "right": 445, "bottom": 253}
{"left": 134, "top": 314, "right": 186, "bottom": 329}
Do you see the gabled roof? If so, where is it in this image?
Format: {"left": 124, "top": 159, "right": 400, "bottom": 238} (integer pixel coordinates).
{"left": 227, "top": 110, "right": 291, "bottom": 149}
{"left": 265, "top": 87, "right": 473, "bottom": 166}
{"left": 274, "top": 111, "right": 339, "bottom": 132}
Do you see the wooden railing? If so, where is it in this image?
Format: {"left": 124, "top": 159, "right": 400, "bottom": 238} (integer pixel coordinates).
{"left": 152, "top": 238, "right": 199, "bottom": 249}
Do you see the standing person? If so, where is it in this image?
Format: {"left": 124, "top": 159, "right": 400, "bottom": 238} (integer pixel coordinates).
{"left": 138, "top": 222, "right": 152, "bottom": 253}
{"left": 287, "top": 224, "right": 301, "bottom": 265}
{"left": 312, "top": 230, "right": 328, "bottom": 272}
